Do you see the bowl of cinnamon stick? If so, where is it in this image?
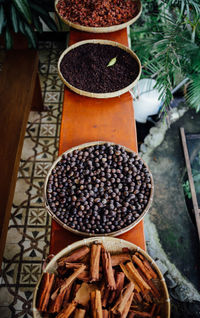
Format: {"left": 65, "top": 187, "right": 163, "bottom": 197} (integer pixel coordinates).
{"left": 33, "top": 237, "right": 170, "bottom": 318}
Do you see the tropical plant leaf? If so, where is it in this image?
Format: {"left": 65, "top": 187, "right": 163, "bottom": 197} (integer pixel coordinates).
{"left": 107, "top": 57, "right": 117, "bottom": 67}
{"left": 29, "top": 2, "right": 49, "bottom": 16}
{"left": 5, "top": 27, "right": 13, "bottom": 49}
{"left": 24, "top": 23, "right": 36, "bottom": 48}
{"left": 32, "top": 15, "right": 43, "bottom": 33}
{"left": 11, "top": 4, "right": 19, "bottom": 33}
{"left": 13, "top": 0, "right": 32, "bottom": 24}
{"left": 39, "top": 13, "right": 57, "bottom": 32}
{"left": 0, "top": 4, "right": 5, "bottom": 34}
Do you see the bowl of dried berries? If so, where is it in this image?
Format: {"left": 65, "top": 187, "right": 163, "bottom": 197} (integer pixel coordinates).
{"left": 55, "top": 0, "right": 142, "bottom": 33}
{"left": 44, "top": 141, "right": 154, "bottom": 237}
{"left": 33, "top": 237, "right": 170, "bottom": 318}
{"left": 58, "top": 39, "right": 141, "bottom": 98}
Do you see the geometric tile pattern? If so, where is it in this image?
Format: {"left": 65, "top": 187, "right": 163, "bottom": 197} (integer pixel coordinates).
{"left": 0, "top": 39, "right": 65, "bottom": 317}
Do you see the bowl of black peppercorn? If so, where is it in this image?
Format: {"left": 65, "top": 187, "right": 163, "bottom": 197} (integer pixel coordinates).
{"left": 44, "top": 141, "right": 154, "bottom": 236}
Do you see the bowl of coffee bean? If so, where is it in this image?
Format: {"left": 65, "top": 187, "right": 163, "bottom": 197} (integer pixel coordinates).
{"left": 44, "top": 142, "right": 153, "bottom": 236}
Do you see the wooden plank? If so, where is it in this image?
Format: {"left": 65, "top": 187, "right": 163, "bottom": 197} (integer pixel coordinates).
{"left": 49, "top": 29, "right": 145, "bottom": 255}
{"left": 180, "top": 127, "right": 200, "bottom": 240}
{"left": 0, "top": 49, "right": 41, "bottom": 265}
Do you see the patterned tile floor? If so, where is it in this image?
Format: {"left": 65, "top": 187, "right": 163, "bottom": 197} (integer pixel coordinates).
{"left": 0, "top": 39, "right": 66, "bottom": 318}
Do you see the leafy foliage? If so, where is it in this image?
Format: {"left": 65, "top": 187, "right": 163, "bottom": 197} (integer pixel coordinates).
{"left": 130, "top": 0, "right": 200, "bottom": 115}
{"left": 0, "top": 0, "right": 57, "bottom": 49}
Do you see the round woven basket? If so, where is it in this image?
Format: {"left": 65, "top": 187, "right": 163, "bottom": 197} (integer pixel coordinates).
{"left": 33, "top": 237, "right": 170, "bottom": 318}
{"left": 55, "top": 0, "right": 142, "bottom": 33}
{"left": 57, "top": 39, "right": 141, "bottom": 99}
{"left": 44, "top": 141, "right": 154, "bottom": 237}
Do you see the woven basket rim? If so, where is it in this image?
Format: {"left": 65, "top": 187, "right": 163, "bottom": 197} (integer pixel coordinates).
{"left": 43, "top": 141, "right": 154, "bottom": 237}
{"left": 33, "top": 237, "right": 170, "bottom": 318}
{"left": 57, "top": 39, "right": 142, "bottom": 99}
{"left": 55, "top": 0, "right": 142, "bottom": 33}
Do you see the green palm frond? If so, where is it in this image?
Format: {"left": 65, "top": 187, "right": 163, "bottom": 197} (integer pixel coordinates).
{"left": 186, "top": 75, "right": 200, "bottom": 112}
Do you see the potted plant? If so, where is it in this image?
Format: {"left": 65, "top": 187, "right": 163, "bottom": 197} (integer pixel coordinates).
{"left": 130, "top": 0, "right": 200, "bottom": 117}
{"left": 0, "top": 0, "right": 58, "bottom": 49}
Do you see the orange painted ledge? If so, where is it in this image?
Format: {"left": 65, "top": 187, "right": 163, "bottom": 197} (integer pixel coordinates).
{"left": 49, "top": 29, "right": 145, "bottom": 255}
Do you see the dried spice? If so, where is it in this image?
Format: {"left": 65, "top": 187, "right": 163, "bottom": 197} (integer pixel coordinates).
{"left": 46, "top": 143, "right": 152, "bottom": 235}
{"left": 36, "top": 243, "right": 164, "bottom": 317}
{"left": 60, "top": 43, "right": 140, "bottom": 93}
{"left": 56, "top": 0, "right": 139, "bottom": 28}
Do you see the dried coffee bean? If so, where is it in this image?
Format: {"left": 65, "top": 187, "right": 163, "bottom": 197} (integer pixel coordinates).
{"left": 46, "top": 143, "right": 152, "bottom": 234}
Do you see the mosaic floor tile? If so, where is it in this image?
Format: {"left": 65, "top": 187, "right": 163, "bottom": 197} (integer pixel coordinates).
{"left": 33, "top": 162, "right": 52, "bottom": 178}
{"left": 13, "top": 179, "right": 30, "bottom": 206}
{"left": 1, "top": 263, "right": 19, "bottom": 285}
{"left": 21, "top": 139, "right": 36, "bottom": 162}
{"left": 18, "top": 162, "right": 33, "bottom": 179}
{"left": 27, "top": 208, "right": 49, "bottom": 227}
{"left": 3, "top": 244, "right": 21, "bottom": 263}
{"left": 0, "top": 306, "right": 12, "bottom": 318}
{"left": 39, "top": 123, "right": 57, "bottom": 137}
{"left": 6, "top": 228, "right": 24, "bottom": 246}
{"left": 19, "top": 264, "right": 42, "bottom": 285}
{"left": 0, "top": 287, "right": 15, "bottom": 306}
{"left": 25, "top": 123, "right": 40, "bottom": 138}
{"left": 22, "top": 240, "right": 48, "bottom": 262}
{"left": 34, "top": 138, "right": 57, "bottom": 162}
{"left": 44, "top": 91, "right": 61, "bottom": 103}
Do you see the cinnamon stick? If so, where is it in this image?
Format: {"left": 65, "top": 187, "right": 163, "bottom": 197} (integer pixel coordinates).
{"left": 51, "top": 264, "right": 86, "bottom": 301}
{"left": 135, "top": 253, "right": 157, "bottom": 279}
{"left": 58, "top": 246, "right": 90, "bottom": 266}
{"left": 112, "top": 282, "right": 134, "bottom": 315}
{"left": 121, "top": 293, "right": 134, "bottom": 318}
{"left": 74, "top": 308, "right": 86, "bottom": 318}
{"left": 111, "top": 253, "right": 131, "bottom": 266}
{"left": 108, "top": 271, "right": 125, "bottom": 304}
{"left": 132, "top": 255, "right": 152, "bottom": 280}
{"left": 91, "top": 290, "right": 103, "bottom": 318}
{"left": 102, "top": 309, "right": 109, "bottom": 318}
{"left": 136, "top": 268, "right": 161, "bottom": 299}
{"left": 120, "top": 263, "right": 141, "bottom": 293}
{"left": 55, "top": 301, "right": 77, "bottom": 318}
{"left": 65, "top": 262, "right": 89, "bottom": 270}
{"left": 90, "top": 243, "right": 102, "bottom": 281}
{"left": 37, "top": 272, "right": 55, "bottom": 312}
{"left": 62, "top": 282, "right": 73, "bottom": 309}
{"left": 77, "top": 270, "right": 91, "bottom": 282}
{"left": 102, "top": 246, "right": 116, "bottom": 290}
{"left": 121, "top": 262, "right": 151, "bottom": 294}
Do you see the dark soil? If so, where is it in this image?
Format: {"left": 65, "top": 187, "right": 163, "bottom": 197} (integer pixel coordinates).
{"left": 60, "top": 43, "right": 140, "bottom": 93}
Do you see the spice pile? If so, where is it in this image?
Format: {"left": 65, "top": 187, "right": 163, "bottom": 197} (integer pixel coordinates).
{"left": 36, "top": 243, "right": 163, "bottom": 317}
{"left": 46, "top": 143, "right": 152, "bottom": 235}
{"left": 60, "top": 43, "right": 139, "bottom": 94}
{"left": 56, "top": 0, "right": 139, "bottom": 27}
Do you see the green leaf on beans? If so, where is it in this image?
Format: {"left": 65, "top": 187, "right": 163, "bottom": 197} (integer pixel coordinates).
{"left": 107, "top": 57, "right": 117, "bottom": 67}
{"left": 13, "top": 0, "right": 32, "bottom": 24}
{"left": 11, "top": 4, "right": 19, "bottom": 33}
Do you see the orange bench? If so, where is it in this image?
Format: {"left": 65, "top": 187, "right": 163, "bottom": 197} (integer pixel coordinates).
{"left": 49, "top": 28, "right": 145, "bottom": 255}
